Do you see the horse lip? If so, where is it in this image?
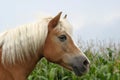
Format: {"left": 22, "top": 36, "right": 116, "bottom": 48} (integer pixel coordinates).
{"left": 72, "top": 66, "right": 83, "bottom": 76}
{"left": 72, "top": 65, "right": 87, "bottom": 76}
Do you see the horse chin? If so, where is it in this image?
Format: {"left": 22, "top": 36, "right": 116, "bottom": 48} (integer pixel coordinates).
{"left": 60, "top": 63, "right": 85, "bottom": 76}
{"left": 59, "top": 61, "right": 89, "bottom": 76}
{"left": 72, "top": 67, "right": 84, "bottom": 76}
{"left": 71, "top": 65, "right": 89, "bottom": 76}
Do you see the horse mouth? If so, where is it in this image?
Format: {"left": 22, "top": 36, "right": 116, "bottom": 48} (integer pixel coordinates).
{"left": 59, "top": 62, "right": 89, "bottom": 76}
{"left": 72, "top": 65, "right": 89, "bottom": 76}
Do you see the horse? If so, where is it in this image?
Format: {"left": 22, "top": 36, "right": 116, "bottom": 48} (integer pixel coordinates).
{"left": 0, "top": 12, "right": 90, "bottom": 80}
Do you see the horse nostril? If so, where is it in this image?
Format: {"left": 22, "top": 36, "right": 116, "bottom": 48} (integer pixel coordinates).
{"left": 83, "top": 59, "right": 89, "bottom": 66}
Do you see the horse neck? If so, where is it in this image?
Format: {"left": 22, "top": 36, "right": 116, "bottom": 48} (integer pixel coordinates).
{"left": 0, "top": 47, "right": 44, "bottom": 80}
{"left": 23, "top": 49, "right": 43, "bottom": 77}
{"left": 0, "top": 32, "right": 45, "bottom": 79}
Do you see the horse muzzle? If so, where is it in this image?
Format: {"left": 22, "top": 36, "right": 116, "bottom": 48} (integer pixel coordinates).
{"left": 70, "top": 55, "right": 90, "bottom": 76}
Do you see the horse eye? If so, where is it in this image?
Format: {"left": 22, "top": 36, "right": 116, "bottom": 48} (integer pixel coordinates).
{"left": 58, "top": 35, "right": 67, "bottom": 42}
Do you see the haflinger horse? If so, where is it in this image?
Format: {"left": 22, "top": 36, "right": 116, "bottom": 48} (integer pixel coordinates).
{"left": 0, "top": 12, "right": 90, "bottom": 80}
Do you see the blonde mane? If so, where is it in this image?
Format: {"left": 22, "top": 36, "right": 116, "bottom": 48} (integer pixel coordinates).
{"left": 0, "top": 17, "right": 72, "bottom": 64}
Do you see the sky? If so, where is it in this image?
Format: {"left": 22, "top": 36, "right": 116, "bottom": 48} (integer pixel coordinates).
{"left": 0, "top": 0, "right": 120, "bottom": 42}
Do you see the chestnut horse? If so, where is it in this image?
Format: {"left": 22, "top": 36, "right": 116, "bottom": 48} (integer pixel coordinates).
{"left": 0, "top": 12, "right": 90, "bottom": 80}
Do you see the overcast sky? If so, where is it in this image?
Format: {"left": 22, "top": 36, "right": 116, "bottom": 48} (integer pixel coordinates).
{"left": 0, "top": 0, "right": 120, "bottom": 41}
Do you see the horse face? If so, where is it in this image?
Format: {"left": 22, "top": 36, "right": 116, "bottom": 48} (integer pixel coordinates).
{"left": 43, "top": 12, "right": 90, "bottom": 76}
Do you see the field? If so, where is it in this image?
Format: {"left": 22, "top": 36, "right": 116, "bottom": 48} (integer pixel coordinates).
{"left": 28, "top": 39, "right": 120, "bottom": 80}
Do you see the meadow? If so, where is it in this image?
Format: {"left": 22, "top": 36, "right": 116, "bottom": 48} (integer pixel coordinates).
{"left": 28, "top": 39, "right": 120, "bottom": 80}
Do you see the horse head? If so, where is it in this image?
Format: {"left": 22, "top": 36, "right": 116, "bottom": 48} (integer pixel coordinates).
{"left": 43, "top": 12, "right": 90, "bottom": 76}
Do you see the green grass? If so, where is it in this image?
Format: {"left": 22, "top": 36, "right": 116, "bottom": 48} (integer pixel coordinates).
{"left": 28, "top": 40, "right": 120, "bottom": 80}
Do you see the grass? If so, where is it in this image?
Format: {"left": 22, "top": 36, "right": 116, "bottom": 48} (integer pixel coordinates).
{"left": 28, "top": 39, "right": 120, "bottom": 80}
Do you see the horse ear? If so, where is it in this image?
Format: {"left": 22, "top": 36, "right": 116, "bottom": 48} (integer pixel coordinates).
{"left": 48, "top": 12, "right": 62, "bottom": 32}
{"left": 64, "top": 14, "right": 67, "bottom": 19}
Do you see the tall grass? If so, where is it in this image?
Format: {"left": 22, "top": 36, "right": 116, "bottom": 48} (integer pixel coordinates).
{"left": 28, "top": 39, "right": 120, "bottom": 80}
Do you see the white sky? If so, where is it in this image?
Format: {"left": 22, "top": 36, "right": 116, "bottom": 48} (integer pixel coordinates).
{"left": 0, "top": 0, "right": 120, "bottom": 41}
